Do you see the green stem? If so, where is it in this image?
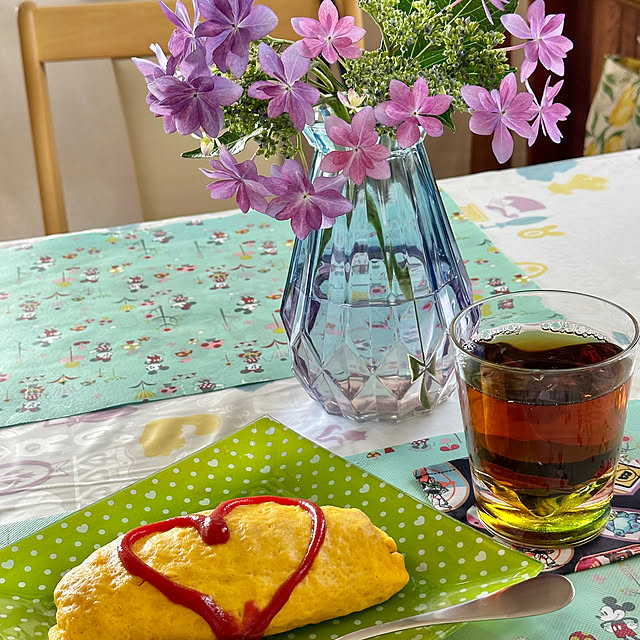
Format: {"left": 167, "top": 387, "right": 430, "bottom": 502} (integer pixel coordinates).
{"left": 264, "top": 36, "right": 295, "bottom": 47}
{"left": 314, "top": 59, "right": 347, "bottom": 91}
{"left": 307, "top": 79, "right": 332, "bottom": 92}
{"left": 296, "top": 134, "right": 309, "bottom": 172}
{"left": 364, "top": 181, "right": 414, "bottom": 301}
{"left": 309, "top": 65, "right": 338, "bottom": 92}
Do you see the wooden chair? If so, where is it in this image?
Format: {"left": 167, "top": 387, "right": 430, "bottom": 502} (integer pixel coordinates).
{"left": 17, "top": 0, "right": 362, "bottom": 235}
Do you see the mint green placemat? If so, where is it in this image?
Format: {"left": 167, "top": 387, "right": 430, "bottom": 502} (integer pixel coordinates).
{"left": 348, "top": 400, "right": 640, "bottom": 640}
{"left": 0, "top": 212, "right": 294, "bottom": 427}
{"left": 0, "top": 195, "right": 534, "bottom": 428}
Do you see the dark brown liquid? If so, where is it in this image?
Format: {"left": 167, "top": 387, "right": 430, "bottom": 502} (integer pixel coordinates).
{"left": 459, "top": 329, "right": 632, "bottom": 546}
{"left": 470, "top": 331, "right": 623, "bottom": 369}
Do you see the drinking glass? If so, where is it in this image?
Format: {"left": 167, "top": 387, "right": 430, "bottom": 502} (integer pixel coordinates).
{"left": 450, "top": 290, "right": 639, "bottom": 548}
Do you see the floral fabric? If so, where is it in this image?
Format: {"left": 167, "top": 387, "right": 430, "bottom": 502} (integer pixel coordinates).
{"left": 585, "top": 55, "right": 640, "bottom": 156}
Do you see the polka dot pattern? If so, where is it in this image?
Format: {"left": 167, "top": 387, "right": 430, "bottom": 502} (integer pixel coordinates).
{"left": 0, "top": 417, "right": 538, "bottom": 640}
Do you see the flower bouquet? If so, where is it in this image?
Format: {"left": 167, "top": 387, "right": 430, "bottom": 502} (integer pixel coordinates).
{"left": 135, "top": 0, "right": 574, "bottom": 422}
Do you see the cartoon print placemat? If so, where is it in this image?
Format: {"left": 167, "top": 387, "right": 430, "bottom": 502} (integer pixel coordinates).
{"left": 0, "top": 212, "right": 294, "bottom": 427}
{"left": 350, "top": 400, "right": 640, "bottom": 640}
{"left": 0, "top": 194, "right": 536, "bottom": 428}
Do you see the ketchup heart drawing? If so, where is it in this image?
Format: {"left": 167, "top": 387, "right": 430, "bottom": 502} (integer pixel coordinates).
{"left": 118, "top": 496, "right": 326, "bottom": 640}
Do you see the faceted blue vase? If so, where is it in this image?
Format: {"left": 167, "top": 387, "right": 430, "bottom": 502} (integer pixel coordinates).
{"left": 281, "top": 123, "right": 473, "bottom": 423}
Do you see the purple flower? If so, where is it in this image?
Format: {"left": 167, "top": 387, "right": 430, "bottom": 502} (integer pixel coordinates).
{"left": 320, "top": 107, "right": 391, "bottom": 184}
{"left": 461, "top": 73, "right": 537, "bottom": 164}
{"left": 248, "top": 44, "right": 320, "bottom": 131}
{"left": 159, "top": 0, "right": 205, "bottom": 64}
{"left": 148, "top": 48, "right": 242, "bottom": 138}
{"left": 133, "top": 44, "right": 179, "bottom": 133}
{"left": 501, "top": 0, "right": 573, "bottom": 81}
{"left": 265, "top": 159, "right": 353, "bottom": 239}
{"left": 201, "top": 145, "right": 272, "bottom": 213}
{"left": 292, "top": 0, "right": 365, "bottom": 64}
{"left": 132, "top": 43, "right": 174, "bottom": 81}
{"left": 195, "top": 0, "right": 278, "bottom": 77}
{"left": 528, "top": 77, "right": 571, "bottom": 145}
{"left": 375, "top": 78, "right": 452, "bottom": 148}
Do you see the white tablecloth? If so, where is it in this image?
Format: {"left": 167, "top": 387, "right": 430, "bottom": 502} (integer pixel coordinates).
{"left": 1, "top": 150, "right": 639, "bottom": 528}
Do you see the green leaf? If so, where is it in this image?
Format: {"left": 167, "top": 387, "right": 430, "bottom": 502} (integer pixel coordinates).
{"left": 605, "top": 73, "right": 617, "bottom": 84}
{"left": 408, "top": 354, "right": 425, "bottom": 383}
{"left": 590, "top": 110, "right": 599, "bottom": 131}
{"left": 425, "top": 354, "right": 438, "bottom": 378}
{"left": 602, "top": 83, "right": 615, "bottom": 102}
{"left": 390, "top": 0, "right": 516, "bottom": 67}
{"left": 180, "top": 129, "right": 264, "bottom": 159}
{"left": 436, "top": 107, "right": 456, "bottom": 133}
{"left": 398, "top": 0, "right": 517, "bottom": 30}
{"left": 635, "top": 112, "right": 640, "bottom": 127}
{"left": 181, "top": 148, "right": 208, "bottom": 159}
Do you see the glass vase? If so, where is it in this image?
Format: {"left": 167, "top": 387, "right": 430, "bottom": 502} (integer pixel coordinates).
{"left": 280, "top": 122, "right": 473, "bottom": 423}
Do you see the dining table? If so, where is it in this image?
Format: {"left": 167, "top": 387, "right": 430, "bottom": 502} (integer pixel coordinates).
{"left": 1, "top": 148, "right": 640, "bottom": 640}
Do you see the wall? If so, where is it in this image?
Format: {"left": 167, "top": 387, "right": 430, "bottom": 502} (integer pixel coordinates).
{"left": 1, "top": 0, "right": 146, "bottom": 240}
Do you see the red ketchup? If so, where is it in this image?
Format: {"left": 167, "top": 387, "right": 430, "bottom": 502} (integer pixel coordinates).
{"left": 117, "top": 496, "right": 327, "bottom": 639}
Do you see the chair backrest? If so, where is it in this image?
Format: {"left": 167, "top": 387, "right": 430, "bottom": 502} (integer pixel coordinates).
{"left": 18, "top": 0, "right": 362, "bottom": 235}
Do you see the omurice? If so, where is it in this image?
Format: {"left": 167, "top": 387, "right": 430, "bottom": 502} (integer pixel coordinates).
{"left": 48, "top": 496, "right": 410, "bottom": 640}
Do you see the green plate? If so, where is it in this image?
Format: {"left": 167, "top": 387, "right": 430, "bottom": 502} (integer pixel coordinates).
{"left": 0, "top": 417, "right": 541, "bottom": 640}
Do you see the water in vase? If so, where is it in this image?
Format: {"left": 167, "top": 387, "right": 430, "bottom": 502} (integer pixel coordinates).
{"left": 281, "top": 125, "right": 472, "bottom": 422}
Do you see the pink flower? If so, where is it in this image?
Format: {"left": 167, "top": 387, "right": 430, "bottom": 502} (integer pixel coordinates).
{"left": 338, "top": 88, "right": 367, "bottom": 112}
{"left": 201, "top": 145, "right": 271, "bottom": 213}
{"left": 501, "top": 0, "right": 573, "bottom": 81}
{"left": 461, "top": 73, "right": 537, "bottom": 164}
{"left": 528, "top": 77, "right": 571, "bottom": 145}
{"left": 450, "top": 0, "right": 506, "bottom": 24}
{"left": 248, "top": 44, "right": 320, "bottom": 131}
{"left": 265, "top": 160, "right": 353, "bottom": 239}
{"left": 292, "top": 0, "right": 365, "bottom": 64}
{"left": 320, "top": 107, "right": 391, "bottom": 184}
{"left": 481, "top": 0, "right": 506, "bottom": 24}
{"left": 375, "top": 78, "right": 452, "bottom": 148}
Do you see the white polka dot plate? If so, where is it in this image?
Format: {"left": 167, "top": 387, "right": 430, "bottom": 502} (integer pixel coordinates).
{"left": 0, "top": 416, "right": 541, "bottom": 640}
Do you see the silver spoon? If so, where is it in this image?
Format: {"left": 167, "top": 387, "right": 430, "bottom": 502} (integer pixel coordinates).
{"left": 336, "top": 574, "right": 574, "bottom": 640}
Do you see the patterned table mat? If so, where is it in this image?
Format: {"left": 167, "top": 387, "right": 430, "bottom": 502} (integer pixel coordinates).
{"left": 349, "top": 400, "right": 640, "bottom": 640}
{"left": 0, "top": 212, "right": 294, "bottom": 427}
{"left": 0, "top": 194, "right": 536, "bottom": 428}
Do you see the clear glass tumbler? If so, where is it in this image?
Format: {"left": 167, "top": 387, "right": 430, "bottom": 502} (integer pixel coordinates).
{"left": 450, "top": 290, "right": 639, "bottom": 548}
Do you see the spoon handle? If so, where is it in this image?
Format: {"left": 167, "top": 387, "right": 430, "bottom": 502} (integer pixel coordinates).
{"left": 336, "top": 574, "right": 574, "bottom": 640}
